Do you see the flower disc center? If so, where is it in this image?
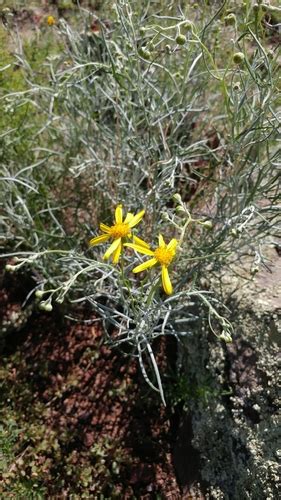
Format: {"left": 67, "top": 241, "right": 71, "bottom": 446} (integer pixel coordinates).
{"left": 154, "top": 247, "right": 174, "bottom": 266}
{"left": 110, "top": 223, "right": 130, "bottom": 239}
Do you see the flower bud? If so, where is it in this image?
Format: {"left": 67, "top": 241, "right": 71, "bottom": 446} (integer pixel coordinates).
{"left": 267, "top": 5, "right": 281, "bottom": 13}
{"left": 173, "top": 193, "right": 182, "bottom": 203}
{"left": 219, "top": 331, "right": 232, "bottom": 343}
{"left": 3, "top": 8, "right": 13, "bottom": 16}
{"left": 5, "top": 264, "right": 16, "bottom": 272}
{"left": 165, "top": 44, "right": 171, "bottom": 53}
{"left": 162, "top": 212, "right": 170, "bottom": 221}
{"left": 139, "top": 47, "right": 151, "bottom": 60}
{"left": 176, "top": 205, "right": 186, "bottom": 214}
{"left": 224, "top": 14, "right": 236, "bottom": 26}
{"left": 250, "top": 265, "right": 259, "bottom": 275}
{"left": 201, "top": 220, "right": 213, "bottom": 230}
{"left": 233, "top": 82, "right": 241, "bottom": 91}
{"left": 183, "top": 20, "right": 192, "bottom": 31}
{"left": 39, "top": 301, "right": 53, "bottom": 312}
{"left": 35, "top": 290, "right": 44, "bottom": 299}
{"left": 230, "top": 228, "right": 238, "bottom": 237}
{"left": 253, "top": 3, "right": 260, "bottom": 13}
{"left": 176, "top": 34, "right": 187, "bottom": 46}
{"left": 47, "top": 15, "right": 56, "bottom": 26}
{"left": 233, "top": 52, "right": 245, "bottom": 65}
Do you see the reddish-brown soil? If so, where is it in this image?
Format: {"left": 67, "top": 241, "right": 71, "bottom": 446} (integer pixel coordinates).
{"left": 0, "top": 265, "right": 182, "bottom": 497}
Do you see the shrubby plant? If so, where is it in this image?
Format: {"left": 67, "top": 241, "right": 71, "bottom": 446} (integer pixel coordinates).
{"left": 1, "top": 1, "right": 280, "bottom": 402}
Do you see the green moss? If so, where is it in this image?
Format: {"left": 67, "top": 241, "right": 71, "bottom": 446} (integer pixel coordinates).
{"left": 0, "top": 416, "right": 47, "bottom": 497}
{"left": 0, "top": 343, "right": 130, "bottom": 496}
{"left": 166, "top": 372, "right": 223, "bottom": 408}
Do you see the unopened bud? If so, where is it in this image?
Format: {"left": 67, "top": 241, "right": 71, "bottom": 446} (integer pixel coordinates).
{"left": 39, "top": 301, "right": 53, "bottom": 312}
{"left": 230, "top": 228, "right": 238, "bottom": 237}
{"left": 139, "top": 47, "right": 151, "bottom": 60}
{"left": 233, "top": 82, "right": 241, "bottom": 91}
{"left": 261, "top": 4, "right": 279, "bottom": 13}
{"left": 35, "top": 290, "right": 44, "bottom": 299}
{"left": 251, "top": 266, "right": 259, "bottom": 275}
{"left": 176, "top": 205, "right": 186, "bottom": 214}
{"left": 233, "top": 52, "right": 245, "bottom": 65}
{"left": 5, "top": 264, "right": 16, "bottom": 272}
{"left": 162, "top": 212, "right": 170, "bottom": 221}
{"left": 219, "top": 331, "right": 232, "bottom": 343}
{"left": 3, "top": 8, "right": 13, "bottom": 16}
{"left": 201, "top": 220, "right": 213, "bottom": 230}
{"left": 176, "top": 34, "right": 187, "bottom": 46}
{"left": 224, "top": 14, "right": 236, "bottom": 26}
{"left": 173, "top": 193, "right": 182, "bottom": 203}
{"left": 253, "top": 3, "right": 260, "bottom": 13}
{"left": 183, "top": 20, "right": 192, "bottom": 31}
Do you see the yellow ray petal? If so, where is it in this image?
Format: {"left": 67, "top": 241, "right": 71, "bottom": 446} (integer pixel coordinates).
{"left": 133, "top": 258, "right": 157, "bottom": 274}
{"left": 124, "top": 212, "right": 134, "bottom": 224}
{"left": 167, "top": 238, "right": 178, "bottom": 252}
{"left": 125, "top": 242, "right": 154, "bottom": 256}
{"left": 115, "top": 204, "right": 123, "bottom": 224}
{"left": 128, "top": 209, "right": 145, "bottom": 228}
{"left": 133, "top": 235, "right": 150, "bottom": 249}
{"left": 112, "top": 242, "right": 122, "bottom": 264}
{"left": 161, "top": 266, "right": 173, "bottom": 295}
{"left": 158, "top": 234, "right": 165, "bottom": 248}
{"left": 89, "top": 234, "right": 110, "bottom": 246}
{"left": 100, "top": 223, "right": 111, "bottom": 233}
{"left": 103, "top": 238, "right": 121, "bottom": 260}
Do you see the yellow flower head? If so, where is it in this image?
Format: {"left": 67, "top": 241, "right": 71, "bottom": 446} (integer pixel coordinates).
{"left": 47, "top": 15, "right": 56, "bottom": 26}
{"left": 89, "top": 205, "right": 145, "bottom": 264}
{"left": 126, "top": 234, "right": 177, "bottom": 295}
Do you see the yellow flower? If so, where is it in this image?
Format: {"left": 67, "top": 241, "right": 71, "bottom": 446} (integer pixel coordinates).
{"left": 126, "top": 234, "right": 177, "bottom": 295}
{"left": 89, "top": 205, "right": 145, "bottom": 264}
{"left": 47, "top": 15, "right": 56, "bottom": 26}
